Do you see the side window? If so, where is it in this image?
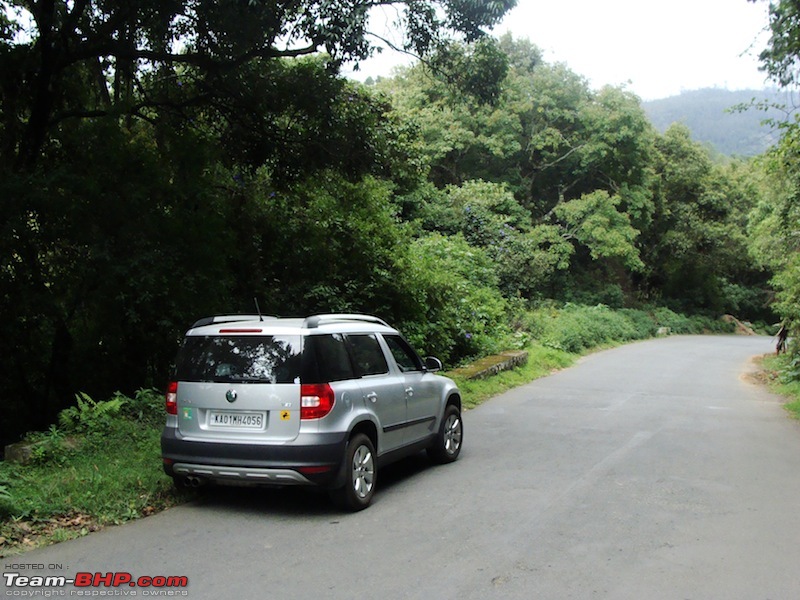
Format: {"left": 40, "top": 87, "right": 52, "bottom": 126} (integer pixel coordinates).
{"left": 383, "top": 335, "right": 423, "bottom": 373}
{"left": 347, "top": 334, "right": 389, "bottom": 376}
{"left": 303, "top": 334, "right": 355, "bottom": 383}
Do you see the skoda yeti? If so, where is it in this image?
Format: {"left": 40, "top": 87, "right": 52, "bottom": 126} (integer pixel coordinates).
{"left": 161, "top": 314, "right": 463, "bottom": 510}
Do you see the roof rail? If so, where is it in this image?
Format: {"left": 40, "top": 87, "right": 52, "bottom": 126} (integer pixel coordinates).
{"left": 303, "top": 314, "right": 390, "bottom": 329}
{"left": 190, "top": 315, "right": 276, "bottom": 329}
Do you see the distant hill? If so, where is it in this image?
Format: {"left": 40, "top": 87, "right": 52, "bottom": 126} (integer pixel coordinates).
{"left": 642, "top": 88, "right": 788, "bottom": 157}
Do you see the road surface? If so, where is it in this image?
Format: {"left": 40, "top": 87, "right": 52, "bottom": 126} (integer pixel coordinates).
{"left": 5, "top": 335, "right": 800, "bottom": 599}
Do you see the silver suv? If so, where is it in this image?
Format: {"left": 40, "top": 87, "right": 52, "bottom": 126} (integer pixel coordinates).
{"left": 161, "top": 314, "right": 463, "bottom": 510}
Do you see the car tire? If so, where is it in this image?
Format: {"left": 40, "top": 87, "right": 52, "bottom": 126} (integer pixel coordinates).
{"left": 330, "top": 433, "right": 377, "bottom": 511}
{"left": 427, "top": 403, "right": 463, "bottom": 464}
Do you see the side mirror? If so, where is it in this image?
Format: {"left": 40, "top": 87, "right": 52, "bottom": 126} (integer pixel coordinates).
{"left": 424, "top": 356, "right": 443, "bottom": 372}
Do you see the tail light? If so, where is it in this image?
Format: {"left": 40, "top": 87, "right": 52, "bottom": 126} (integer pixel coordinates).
{"left": 300, "top": 383, "right": 335, "bottom": 419}
{"left": 165, "top": 381, "right": 178, "bottom": 415}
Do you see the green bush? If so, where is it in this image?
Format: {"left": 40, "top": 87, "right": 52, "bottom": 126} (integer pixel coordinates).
{"left": 651, "top": 307, "right": 697, "bottom": 333}
{"left": 1, "top": 389, "right": 176, "bottom": 528}
{"left": 397, "top": 233, "right": 511, "bottom": 365}
{"left": 0, "top": 483, "right": 16, "bottom": 519}
{"left": 780, "top": 347, "right": 800, "bottom": 383}
{"left": 119, "top": 388, "right": 165, "bottom": 427}
{"left": 524, "top": 303, "right": 733, "bottom": 353}
{"left": 651, "top": 307, "right": 733, "bottom": 334}
{"left": 23, "top": 426, "right": 73, "bottom": 467}
{"left": 529, "top": 304, "right": 647, "bottom": 353}
{"left": 58, "top": 392, "right": 126, "bottom": 435}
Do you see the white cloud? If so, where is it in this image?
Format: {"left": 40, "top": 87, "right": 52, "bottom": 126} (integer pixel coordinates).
{"left": 500, "top": 0, "right": 771, "bottom": 99}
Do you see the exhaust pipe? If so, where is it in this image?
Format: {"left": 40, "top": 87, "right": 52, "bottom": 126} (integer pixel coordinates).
{"left": 183, "top": 475, "right": 205, "bottom": 488}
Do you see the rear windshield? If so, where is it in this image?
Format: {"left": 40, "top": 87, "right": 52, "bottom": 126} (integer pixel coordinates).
{"left": 175, "top": 335, "right": 303, "bottom": 384}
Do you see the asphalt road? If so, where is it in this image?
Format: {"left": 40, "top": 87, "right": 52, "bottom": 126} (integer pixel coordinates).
{"left": 5, "top": 335, "right": 800, "bottom": 599}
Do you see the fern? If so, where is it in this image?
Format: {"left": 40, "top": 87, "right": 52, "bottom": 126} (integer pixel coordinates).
{"left": 58, "top": 392, "right": 127, "bottom": 434}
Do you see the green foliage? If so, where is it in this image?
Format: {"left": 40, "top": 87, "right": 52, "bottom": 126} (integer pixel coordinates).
{"left": 529, "top": 304, "right": 642, "bottom": 353}
{"left": 0, "top": 70, "right": 416, "bottom": 447}
{"left": 554, "top": 190, "right": 644, "bottom": 271}
{"left": 429, "top": 37, "right": 510, "bottom": 104}
{"left": 780, "top": 350, "right": 800, "bottom": 383}
{"left": 378, "top": 58, "right": 524, "bottom": 187}
{"left": 492, "top": 225, "right": 574, "bottom": 298}
{"left": 58, "top": 393, "right": 126, "bottom": 435}
{"left": 381, "top": 36, "right": 664, "bottom": 305}
{"left": 746, "top": 112, "right": 800, "bottom": 363}
{"left": 246, "top": 170, "right": 413, "bottom": 318}
{"left": 526, "top": 303, "right": 733, "bottom": 354}
{"left": 1, "top": 0, "right": 516, "bottom": 169}
{"left": 749, "top": 154, "right": 800, "bottom": 335}
{"left": 641, "top": 124, "right": 767, "bottom": 314}
{"left": 648, "top": 307, "right": 732, "bottom": 334}
{"left": 120, "top": 389, "right": 166, "bottom": 428}
{"left": 0, "top": 390, "right": 181, "bottom": 535}
{"left": 0, "top": 483, "right": 15, "bottom": 520}
{"left": 412, "top": 179, "right": 573, "bottom": 296}
{"left": 19, "top": 390, "right": 159, "bottom": 471}
{"left": 758, "top": 0, "right": 800, "bottom": 88}
{"left": 398, "top": 233, "right": 511, "bottom": 364}
{"left": 23, "top": 426, "right": 71, "bottom": 467}
{"left": 739, "top": 0, "right": 800, "bottom": 360}
{"left": 761, "top": 354, "right": 800, "bottom": 417}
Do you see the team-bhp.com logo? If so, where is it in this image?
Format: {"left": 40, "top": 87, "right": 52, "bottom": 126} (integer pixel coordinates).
{"left": 3, "top": 572, "right": 189, "bottom": 596}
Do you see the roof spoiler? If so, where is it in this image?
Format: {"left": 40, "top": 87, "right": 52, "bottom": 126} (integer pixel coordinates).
{"left": 190, "top": 315, "right": 276, "bottom": 329}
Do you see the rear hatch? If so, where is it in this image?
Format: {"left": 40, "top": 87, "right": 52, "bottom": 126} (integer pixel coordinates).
{"left": 173, "top": 333, "right": 303, "bottom": 442}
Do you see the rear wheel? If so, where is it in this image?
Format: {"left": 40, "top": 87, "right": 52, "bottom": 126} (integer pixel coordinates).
{"left": 427, "top": 404, "right": 463, "bottom": 464}
{"left": 330, "top": 433, "right": 377, "bottom": 511}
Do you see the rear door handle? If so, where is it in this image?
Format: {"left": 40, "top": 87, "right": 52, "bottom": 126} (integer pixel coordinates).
{"left": 366, "top": 392, "right": 378, "bottom": 403}
{"left": 404, "top": 387, "right": 413, "bottom": 397}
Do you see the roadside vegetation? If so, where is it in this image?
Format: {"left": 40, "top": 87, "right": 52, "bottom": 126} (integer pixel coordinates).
{"left": 760, "top": 354, "right": 800, "bottom": 420}
{"left": 0, "top": 389, "right": 184, "bottom": 555}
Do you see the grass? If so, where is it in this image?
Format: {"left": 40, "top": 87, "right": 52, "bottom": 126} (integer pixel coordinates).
{"left": 759, "top": 353, "right": 800, "bottom": 420}
{"left": 0, "top": 390, "right": 192, "bottom": 556}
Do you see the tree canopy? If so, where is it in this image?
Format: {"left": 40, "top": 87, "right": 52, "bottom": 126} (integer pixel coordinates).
{"left": 1, "top": 0, "right": 516, "bottom": 169}
{"left": 747, "top": 0, "right": 800, "bottom": 343}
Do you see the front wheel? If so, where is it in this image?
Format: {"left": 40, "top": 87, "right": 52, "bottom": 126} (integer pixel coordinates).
{"left": 330, "top": 433, "right": 377, "bottom": 511}
{"left": 427, "top": 404, "right": 463, "bottom": 464}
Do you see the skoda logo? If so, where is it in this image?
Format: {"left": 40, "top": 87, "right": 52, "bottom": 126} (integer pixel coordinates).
{"left": 225, "top": 389, "right": 238, "bottom": 403}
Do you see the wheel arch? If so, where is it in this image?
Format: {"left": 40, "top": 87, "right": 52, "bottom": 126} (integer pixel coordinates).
{"left": 349, "top": 419, "right": 378, "bottom": 449}
{"left": 446, "top": 392, "right": 462, "bottom": 412}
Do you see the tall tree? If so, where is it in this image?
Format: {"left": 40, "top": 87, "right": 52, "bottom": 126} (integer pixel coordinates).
{"left": 747, "top": 0, "right": 800, "bottom": 342}
{"left": 379, "top": 36, "right": 651, "bottom": 298}
{"left": 641, "top": 124, "right": 764, "bottom": 314}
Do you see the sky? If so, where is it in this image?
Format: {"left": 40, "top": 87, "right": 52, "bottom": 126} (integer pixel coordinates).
{"left": 345, "top": 0, "right": 773, "bottom": 101}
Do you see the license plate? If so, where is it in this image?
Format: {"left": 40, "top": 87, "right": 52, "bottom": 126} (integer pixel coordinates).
{"left": 208, "top": 411, "right": 264, "bottom": 429}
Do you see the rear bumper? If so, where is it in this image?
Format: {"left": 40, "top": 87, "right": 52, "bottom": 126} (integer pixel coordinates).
{"left": 161, "top": 427, "right": 348, "bottom": 488}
